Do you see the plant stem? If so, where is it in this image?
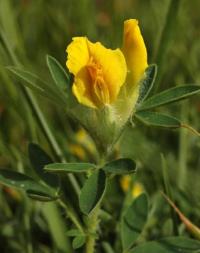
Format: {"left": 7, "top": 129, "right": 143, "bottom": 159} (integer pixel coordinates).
{"left": 58, "top": 199, "right": 84, "bottom": 233}
{"left": 102, "top": 242, "right": 115, "bottom": 253}
{"left": 178, "top": 101, "right": 188, "bottom": 189}
{"left": 85, "top": 155, "right": 106, "bottom": 253}
{"left": 85, "top": 207, "right": 100, "bottom": 253}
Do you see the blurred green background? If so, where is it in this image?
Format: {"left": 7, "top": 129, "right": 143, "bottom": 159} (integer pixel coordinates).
{"left": 0, "top": 0, "right": 200, "bottom": 252}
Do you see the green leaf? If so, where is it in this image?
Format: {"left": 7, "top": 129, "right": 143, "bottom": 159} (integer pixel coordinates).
{"left": 0, "top": 169, "right": 57, "bottom": 201}
{"left": 26, "top": 190, "right": 57, "bottom": 201}
{"left": 72, "top": 236, "right": 86, "bottom": 249}
{"left": 7, "top": 66, "right": 66, "bottom": 106}
{"left": 8, "top": 66, "right": 45, "bottom": 94}
{"left": 137, "top": 64, "right": 157, "bottom": 104}
{"left": 45, "top": 162, "right": 96, "bottom": 174}
{"left": 129, "top": 237, "right": 200, "bottom": 253}
{"left": 135, "top": 111, "right": 181, "bottom": 128}
{"left": 66, "top": 229, "right": 83, "bottom": 237}
{"left": 103, "top": 158, "right": 136, "bottom": 175}
{"left": 28, "top": 143, "right": 59, "bottom": 189}
{"left": 79, "top": 170, "right": 106, "bottom": 215}
{"left": 138, "top": 85, "right": 200, "bottom": 111}
{"left": 121, "top": 193, "right": 148, "bottom": 251}
{"left": 46, "top": 55, "right": 70, "bottom": 91}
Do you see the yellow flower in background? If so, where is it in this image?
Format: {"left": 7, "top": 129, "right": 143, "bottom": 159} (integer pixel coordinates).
{"left": 69, "top": 128, "right": 96, "bottom": 160}
{"left": 69, "top": 144, "right": 86, "bottom": 160}
{"left": 120, "top": 175, "right": 131, "bottom": 192}
{"left": 75, "top": 128, "right": 95, "bottom": 154}
{"left": 120, "top": 175, "right": 144, "bottom": 198}
{"left": 132, "top": 182, "right": 144, "bottom": 197}
{"left": 66, "top": 19, "right": 147, "bottom": 109}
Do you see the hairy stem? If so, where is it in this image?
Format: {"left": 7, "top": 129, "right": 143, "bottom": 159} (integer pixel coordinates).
{"left": 85, "top": 155, "right": 106, "bottom": 253}
{"left": 85, "top": 207, "right": 100, "bottom": 253}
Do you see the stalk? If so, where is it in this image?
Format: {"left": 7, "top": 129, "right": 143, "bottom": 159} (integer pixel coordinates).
{"left": 178, "top": 101, "right": 188, "bottom": 189}
{"left": 85, "top": 207, "right": 100, "bottom": 253}
{"left": 85, "top": 155, "right": 106, "bottom": 253}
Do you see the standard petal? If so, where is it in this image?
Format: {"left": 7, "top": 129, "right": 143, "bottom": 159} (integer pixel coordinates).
{"left": 122, "top": 19, "right": 148, "bottom": 88}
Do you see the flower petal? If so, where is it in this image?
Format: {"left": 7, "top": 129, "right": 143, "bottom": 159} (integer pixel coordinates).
{"left": 66, "top": 37, "right": 127, "bottom": 108}
{"left": 88, "top": 41, "right": 127, "bottom": 103}
{"left": 66, "top": 37, "right": 89, "bottom": 75}
{"left": 122, "top": 19, "right": 148, "bottom": 88}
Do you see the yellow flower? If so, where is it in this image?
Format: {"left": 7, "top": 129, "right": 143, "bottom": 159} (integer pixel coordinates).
{"left": 66, "top": 38, "right": 126, "bottom": 108}
{"left": 66, "top": 19, "right": 147, "bottom": 109}
{"left": 75, "top": 128, "right": 95, "bottom": 154}
{"left": 69, "top": 144, "right": 86, "bottom": 160}
{"left": 65, "top": 19, "right": 148, "bottom": 153}
{"left": 69, "top": 128, "right": 96, "bottom": 160}
{"left": 131, "top": 182, "right": 144, "bottom": 197}
{"left": 120, "top": 175, "right": 131, "bottom": 192}
{"left": 120, "top": 176, "right": 144, "bottom": 198}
